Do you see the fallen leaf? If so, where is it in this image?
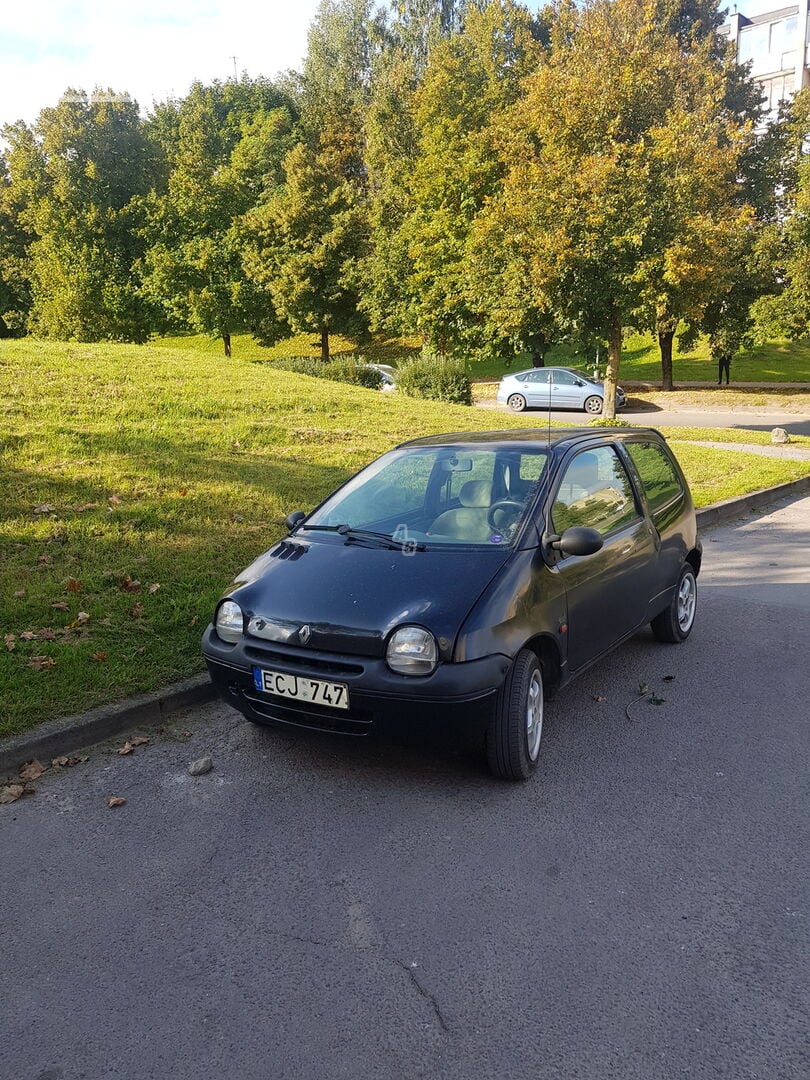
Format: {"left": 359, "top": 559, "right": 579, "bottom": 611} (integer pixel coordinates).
{"left": 13, "top": 589, "right": 26, "bottom": 598}
{"left": 592, "top": 694, "right": 606, "bottom": 703}
{"left": 37, "top": 554, "right": 52, "bottom": 564}
{"left": 20, "top": 630, "right": 38, "bottom": 641}
{"left": 649, "top": 693, "right": 666, "bottom": 706}
{"left": 119, "top": 575, "right": 141, "bottom": 593}
{"left": 19, "top": 759, "right": 47, "bottom": 781}
{"left": 75, "top": 502, "right": 98, "bottom": 512}
{"left": 28, "top": 655, "right": 56, "bottom": 671}
{"left": 76, "top": 611, "right": 90, "bottom": 624}
{"left": 108, "top": 493, "right": 122, "bottom": 506}
{"left": 117, "top": 741, "right": 134, "bottom": 755}
{"left": 178, "top": 487, "right": 188, "bottom": 496}
{"left": 189, "top": 615, "right": 198, "bottom": 626}
{"left": 134, "top": 646, "right": 146, "bottom": 655}
{"left": 38, "top": 628, "right": 57, "bottom": 641}
{"left": 52, "top": 755, "right": 80, "bottom": 768}
{"left": 130, "top": 736, "right": 149, "bottom": 747}
{"left": 90, "top": 650, "right": 108, "bottom": 662}
{"left": 662, "top": 675, "right": 675, "bottom": 682}
{"left": 129, "top": 602, "right": 144, "bottom": 619}
{"left": 78, "top": 755, "right": 89, "bottom": 763}
{"left": 106, "top": 796, "right": 126, "bottom": 807}
{"left": 0, "top": 783, "right": 34, "bottom": 805}
{"left": 51, "top": 601, "right": 69, "bottom": 611}
{"left": 33, "top": 504, "right": 56, "bottom": 514}
{"left": 4, "top": 634, "right": 16, "bottom": 651}
{"left": 66, "top": 576, "right": 83, "bottom": 592}
{"left": 638, "top": 682, "right": 649, "bottom": 696}
{"left": 147, "top": 583, "right": 161, "bottom": 594}
{"left": 102, "top": 569, "right": 113, "bottom": 578}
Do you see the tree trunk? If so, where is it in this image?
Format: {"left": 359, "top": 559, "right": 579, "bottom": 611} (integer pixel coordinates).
{"left": 603, "top": 315, "right": 621, "bottom": 419}
{"left": 223, "top": 332, "right": 231, "bottom": 358}
{"left": 658, "top": 329, "right": 674, "bottom": 391}
{"left": 320, "top": 326, "right": 330, "bottom": 363}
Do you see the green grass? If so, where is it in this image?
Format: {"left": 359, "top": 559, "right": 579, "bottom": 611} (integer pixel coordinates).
{"left": 160, "top": 328, "right": 810, "bottom": 385}
{"left": 2, "top": 337, "right": 808, "bottom": 740}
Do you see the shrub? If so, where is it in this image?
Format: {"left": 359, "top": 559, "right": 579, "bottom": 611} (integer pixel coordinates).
{"left": 270, "top": 355, "right": 383, "bottom": 390}
{"left": 588, "top": 415, "right": 630, "bottom": 426}
{"left": 396, "top": 353, "right": 472, "bottom": 405}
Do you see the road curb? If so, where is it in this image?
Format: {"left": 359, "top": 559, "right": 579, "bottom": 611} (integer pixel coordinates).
{"left": 0, "top": 674, "right": 215, "bottom": 777}
{"left": 695, "top": 473, "right": 810, "bottom": 530}
{"left": 2, "top": 474, "right": 809, "bottom": 777}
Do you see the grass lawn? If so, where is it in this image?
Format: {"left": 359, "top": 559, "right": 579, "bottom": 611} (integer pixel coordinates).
{"left": 2, "top": 337, "right": 809, "bottom": 740}
{"left": 160, "top": 328, "right": 810, "bottom": 385}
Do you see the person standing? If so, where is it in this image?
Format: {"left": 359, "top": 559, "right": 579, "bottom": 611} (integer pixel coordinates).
{"left": 718, "top": 351, "right": 731, "bottom": 385}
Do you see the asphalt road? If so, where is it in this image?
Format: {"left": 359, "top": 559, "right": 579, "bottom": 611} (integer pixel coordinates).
{"left": 3, "top": 496, "right": 809, "bottom": 1080}
{"left": 479, "top": 400, "right": 810, "bottom": 436}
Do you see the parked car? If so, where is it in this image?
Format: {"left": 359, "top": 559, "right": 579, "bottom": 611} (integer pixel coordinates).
{"left": 202, "top": 427, "right": 700, "bottom": 781}
{"left": 364, "top": 363, "right": 397, "bottom": 391}
{"left": 496, "top": 367, "right": 626, "bottom": 413}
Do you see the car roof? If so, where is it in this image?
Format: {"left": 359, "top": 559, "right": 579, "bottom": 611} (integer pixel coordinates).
{"left": 397, "top": 427, "right": 663, "bottom": 450}
{"left": 502, "top": 366, "right": 594, "bottom": 377}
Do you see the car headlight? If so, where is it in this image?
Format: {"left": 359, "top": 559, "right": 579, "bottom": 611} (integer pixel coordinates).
{"left": 215, "top": 600, "right": 244, "bottom": 643}
{"left": 386, "top": 626, "right": 438, "bottom": 676}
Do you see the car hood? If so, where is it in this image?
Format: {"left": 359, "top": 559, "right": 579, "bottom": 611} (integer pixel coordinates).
{"left": 227, "top": 536, "right": 512, "bottom": 660}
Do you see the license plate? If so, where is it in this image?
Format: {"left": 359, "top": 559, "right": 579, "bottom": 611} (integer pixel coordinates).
{"left": 252, "top": 668, "right": 349, "bottom": 710}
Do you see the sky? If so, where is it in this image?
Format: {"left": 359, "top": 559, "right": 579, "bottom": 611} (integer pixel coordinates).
{"left": 0, "top": 0, "right": 323, "bottom": 128}
{"left": 0, "top": 2, "right": 783, "bottom": 130}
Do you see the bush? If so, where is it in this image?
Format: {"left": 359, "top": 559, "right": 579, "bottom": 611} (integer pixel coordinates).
{"left": 396, "top": 353, "right": 472, "bottom": 405}
{"left": 588, "top": 416, "right": 630, "bottom": 426}
{"left": 270, "top": 355, "right": 383, "bottom": 390}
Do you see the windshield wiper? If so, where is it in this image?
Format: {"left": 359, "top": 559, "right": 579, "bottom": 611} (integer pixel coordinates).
{"left": 299, "top": 524, "right": 425, "bottom": 551}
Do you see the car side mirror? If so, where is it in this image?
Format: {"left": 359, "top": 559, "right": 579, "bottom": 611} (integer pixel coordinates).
{"left": 552, "top": 526, "right": 604, "bottom": 557}
{"left": 285, "top": 510, "right": 306, "bottom": 532}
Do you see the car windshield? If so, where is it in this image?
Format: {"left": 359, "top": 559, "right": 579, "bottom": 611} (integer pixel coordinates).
{"left": 304, "top": 446, "right": 549, "bottom": 547}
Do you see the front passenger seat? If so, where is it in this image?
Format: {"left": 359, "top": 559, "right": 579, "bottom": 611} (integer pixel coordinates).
{"left": 429, "top": 479, "right": 493, "bottom": 542}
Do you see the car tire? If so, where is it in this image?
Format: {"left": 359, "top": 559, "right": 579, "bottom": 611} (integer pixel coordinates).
{"left": 486, "top": 649, "right": 544, "bottom": 781}
{"left": 651, "top": 563, "right": 697, "bottom": 643}
{"left": 506, "top": 393, "right": 527, "bottom": 412}
{"left": 583, "top": 395, "right": 603, "bottom": 414}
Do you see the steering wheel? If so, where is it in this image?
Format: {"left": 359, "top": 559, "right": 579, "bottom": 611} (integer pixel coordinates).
{"left": 487, "top": 499, "right": 525, "bottom": 537}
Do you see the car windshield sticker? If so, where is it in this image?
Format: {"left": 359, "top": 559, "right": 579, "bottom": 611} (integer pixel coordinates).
{"left": 489, "top": 533, "right": 504, "bottom": 544}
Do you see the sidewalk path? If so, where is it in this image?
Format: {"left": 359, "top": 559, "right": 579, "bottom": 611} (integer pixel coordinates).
{"left": 679, "top": 438, "right": 810, "bottom": 461}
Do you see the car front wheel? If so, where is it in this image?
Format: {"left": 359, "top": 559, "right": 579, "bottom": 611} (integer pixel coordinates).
{"left": 651, "top": 563, "right": 697, "bottom": 643}
{"left": 486, "top": 649, "right": 544, "bottom": 781}
{"left": 583, "top": 395, "right": 603, "bottom": 414}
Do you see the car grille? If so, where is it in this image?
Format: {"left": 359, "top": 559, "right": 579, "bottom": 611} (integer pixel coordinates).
{"left": 244, "top": 643, "right": 365, "bottom": 678}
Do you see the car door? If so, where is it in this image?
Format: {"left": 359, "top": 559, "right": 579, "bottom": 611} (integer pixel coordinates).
{"left": 547, "top": 369, "right": 582, "bottom": 409}
{"left": 548, "top": 444, "right": 657, "bottom": 670}
{"left": 522, "top": 369, "right": 551, "bottom": 407}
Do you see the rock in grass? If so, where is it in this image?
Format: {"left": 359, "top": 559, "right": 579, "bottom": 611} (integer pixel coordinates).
{"left": 188, "top": 756, "right": 213, "bottom": 776}
{"left": 771, "top": 427, "right": 790, "bottom": 444}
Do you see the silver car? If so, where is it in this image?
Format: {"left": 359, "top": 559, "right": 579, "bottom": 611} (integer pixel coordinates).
{"left": 496, "top": 367, "right": 626, "bottom": 414}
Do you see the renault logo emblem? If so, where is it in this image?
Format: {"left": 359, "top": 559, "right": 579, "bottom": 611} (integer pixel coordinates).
{"left": 299, "top": 624, "right": 312, "bottom": 644}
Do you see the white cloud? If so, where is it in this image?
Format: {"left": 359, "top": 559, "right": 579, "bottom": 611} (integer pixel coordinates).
{"left": 0, "top": 0, "right": 322, "bottom": 126}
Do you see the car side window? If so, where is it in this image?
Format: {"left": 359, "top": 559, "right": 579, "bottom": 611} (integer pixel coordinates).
{"left": 551, "top": 370, "right": 577, "bottom": 385}
{"left": 624, "top": 442, "right": 683, "bottom": 512}
{"left": 525, "top": 370, "right": 550, "bottom": 384}
{"left": 552, "top": 446, "right": 639, "bottom": 536}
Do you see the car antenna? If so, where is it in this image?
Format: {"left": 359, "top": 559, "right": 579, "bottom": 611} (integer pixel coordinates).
{"left": 547, "top": 366, "right": 553, "bottom": 448}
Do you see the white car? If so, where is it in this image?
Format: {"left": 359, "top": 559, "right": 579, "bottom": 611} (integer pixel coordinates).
{"left": 364, "top": 363, "right": 397, "bottom": 391}
{"left": 497, "top": 367, "right": 626, "bottom": 414}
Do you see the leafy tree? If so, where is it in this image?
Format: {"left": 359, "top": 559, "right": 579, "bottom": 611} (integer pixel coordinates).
{"left": 751, "top": 89, "right": 810, "bottom": 342}
{"left": 2, "top": 91, "right": 154, "bottom": 342}
{"left": 398, "top": 0, "right": 547, "bottom": 358}
{"left": 139, "top": 78, "right": 295, "bottom": 356}
{"left": 0, "top": 151, "right": 32, "bottom": 335}
{"left": 242, "top": 0, "right": 377, "bottom": 360}
{"left": 478, "top": 0, "right": 755, "bottom": 413}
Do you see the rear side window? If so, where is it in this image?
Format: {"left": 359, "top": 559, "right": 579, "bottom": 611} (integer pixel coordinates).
{"left": 625, "top": 442, "right": 683, "bottom": 511}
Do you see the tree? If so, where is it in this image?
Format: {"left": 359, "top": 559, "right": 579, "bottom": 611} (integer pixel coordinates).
{"left": 0, "top": 151, "right": 32, "bottom": 335}
{"left": 242, "top": 0, "right": 376, "bottom": 360}
{"left": 477, "top": 0, "right": 755, "bottom": 413}
{"left": 397, "top": 0, "right": 547, "bottom": 358}
{"left": 2, "top": 91, "right": 154, "bottom": 342}
{"left": 751, "top": 89, "right": 810, "bottom": 342}
{"left": 139, "top": 78, "right": 295, "bottom": 356}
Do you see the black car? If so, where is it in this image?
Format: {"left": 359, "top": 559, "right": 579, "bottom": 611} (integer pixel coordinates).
{"left": 202, "top": 428, "right": 701, "bottom": 781}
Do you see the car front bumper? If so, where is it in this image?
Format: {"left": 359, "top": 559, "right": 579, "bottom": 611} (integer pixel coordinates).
{"left": 202, "top": 625, "right": 510, "bottom": 736}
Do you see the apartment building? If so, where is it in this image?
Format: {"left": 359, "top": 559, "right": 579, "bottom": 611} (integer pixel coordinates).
{"left": 719, "top": 2, "right": 810, "bottom": 119}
